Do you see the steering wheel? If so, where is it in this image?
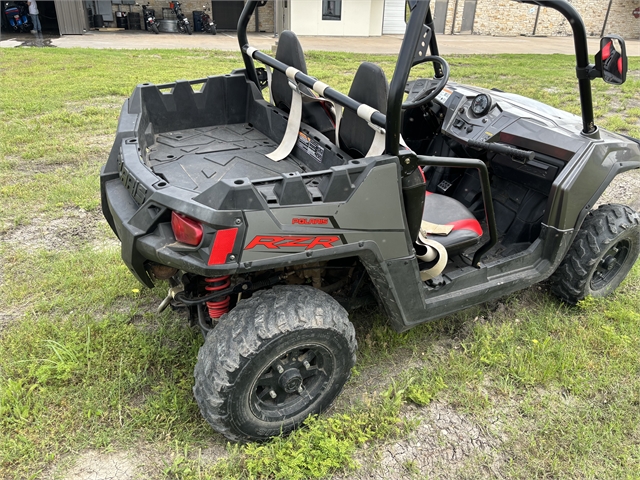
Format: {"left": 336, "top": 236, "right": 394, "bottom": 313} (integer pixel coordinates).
{"left": 402, "top": 55, "right": 450, "bottom": 109}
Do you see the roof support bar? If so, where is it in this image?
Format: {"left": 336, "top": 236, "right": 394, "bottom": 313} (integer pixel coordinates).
{"left": 243, "top": 46, "right": 387, "bottom": 131}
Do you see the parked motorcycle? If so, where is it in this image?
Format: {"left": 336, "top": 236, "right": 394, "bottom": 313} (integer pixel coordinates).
{"left": 138, "top": 2, "right": 159, "bottom": 34}
{"left": 201, "top": 5, "right": 216, "bottom": 35}
{"left": 170, "top": 0, "right": 191, "bottom": 35}
{"left": 4, "top": 1, "right": 31, "bottom": 33}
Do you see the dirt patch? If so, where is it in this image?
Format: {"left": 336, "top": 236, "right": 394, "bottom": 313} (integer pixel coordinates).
{"left": 596, "top": 169, "right": 640, "bottom": 212}
{"left": 1, "top": 208, "right": 119, "bottom": 253}
{"left": 85, "top": 134, "right": 115, "bottom": 152}
{"left": 0, "top": 313, "right": 19, "bottom": 333}
{"left": 52, "top": 445, "right": 169, "bottom": 480}
{"left": 65, "top": 97, "right": 124, "bottom": 114}
{"left": 193, "top": 443, "right": 229, "bottom": 467}
{"left": 50, "top": 441, "right": 228, "bottom": 480}
{"left": 60, "top": 451, "right": 141, "bottom": 480}
{"left": 334, "top": 402, "right": 504, "bottom": 480}
{"left": 0, "top": 159, "right": 65, "bottom": 175}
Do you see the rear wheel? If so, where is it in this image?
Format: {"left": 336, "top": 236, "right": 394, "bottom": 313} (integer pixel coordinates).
{"left": 186, "top": 23, "right": 192, "bottom": 35}
{"left": 151, "top": 23, "right": 159, "bottom": 34}
{"left": 193, "top": 286, "right": 357, "bottom": 442}
{"left": 211, "top": 24, "right": 216, "bottom": 35}
{"left": 550, "top": 204, "right": 640, "bottom": 304}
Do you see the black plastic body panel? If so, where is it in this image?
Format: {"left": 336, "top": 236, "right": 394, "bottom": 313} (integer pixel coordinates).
{"left": 546, "top": 135, "right": 640, "bottom": 231}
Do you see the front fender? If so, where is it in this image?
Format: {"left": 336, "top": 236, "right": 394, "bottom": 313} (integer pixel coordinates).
{"left": 546, "top": 134, "right": 640, "bottom": 232}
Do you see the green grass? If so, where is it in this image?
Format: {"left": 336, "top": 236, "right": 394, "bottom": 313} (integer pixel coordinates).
{"left": 0, "top": 47, "right": 639, "bottom": 479}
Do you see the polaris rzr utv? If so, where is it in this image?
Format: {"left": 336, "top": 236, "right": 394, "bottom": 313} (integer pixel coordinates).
{"left": 101, "top": 0, "right": 640, "bottom": 442}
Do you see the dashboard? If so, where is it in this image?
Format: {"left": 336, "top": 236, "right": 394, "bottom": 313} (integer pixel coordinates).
{"left": 406, "top": 79, "right": 589, "bottom": 163}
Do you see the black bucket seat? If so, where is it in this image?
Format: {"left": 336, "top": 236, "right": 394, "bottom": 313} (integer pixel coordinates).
{"left": 338, "top": 61, "right": 388, "bottom": 159}
{"left": 272, "top": 31, "right": 335, "bottom": 140}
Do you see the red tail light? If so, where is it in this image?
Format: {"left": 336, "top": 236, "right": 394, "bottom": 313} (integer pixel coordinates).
{"left": 171, "top": 211, "right": 203, "bottom": 246}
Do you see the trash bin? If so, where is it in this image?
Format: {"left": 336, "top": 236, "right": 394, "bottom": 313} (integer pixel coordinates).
{"left": 93, "top": 14, "right": 104, "bottom": 28}
{"left": 158, "top": 19, "right": 178, "bottom": 32}
{"left": 115, "top": 11, "right": 128, "bottom": 29}
{"left": 193, "top": 11, "right": 203, "bottom": 32}
{"left": 128, "top": 12, "right": 141, "bottom": 30}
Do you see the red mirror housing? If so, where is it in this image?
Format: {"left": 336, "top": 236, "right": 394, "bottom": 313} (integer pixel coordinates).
{"left": 595, "top": 35, "right": 627, "bottom": 85}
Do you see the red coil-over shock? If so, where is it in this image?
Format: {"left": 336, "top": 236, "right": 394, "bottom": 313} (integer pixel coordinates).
{"left": 204, "top": 275, "right": 231, "bottom": 319}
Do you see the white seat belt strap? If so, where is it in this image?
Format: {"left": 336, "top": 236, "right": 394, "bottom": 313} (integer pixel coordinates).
{"left": 266, "top": 65, "right": 274, "bottom": 105}
{"left": 267, "top": 79, "right": 303, "bottom": 161}
{"left": 365, "top": 124, "right": 386, "bottom": 157}
{"left": 354, "top": 104, "right": 386, "bottom": 157}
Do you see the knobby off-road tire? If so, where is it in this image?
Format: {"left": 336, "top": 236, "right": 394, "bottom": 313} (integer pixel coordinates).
{"left": 551, "top": 204, "right": 640, "bottom": 304}
{"left": 193, "top": 285, "right": 357, "bottom": 442}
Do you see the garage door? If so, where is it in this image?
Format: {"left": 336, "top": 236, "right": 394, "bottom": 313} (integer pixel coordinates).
{"left": 382, "top": 0, "right": 405, "bottom": 35}
{"left": 212, "top": 0, "right": 244, "bottom": 30}
{"left": 54, "top": 0, "right": 87, "bottom": 34}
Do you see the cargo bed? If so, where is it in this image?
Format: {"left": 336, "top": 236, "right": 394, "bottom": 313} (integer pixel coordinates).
{"left": 123, "top": 74, "right": 350, "bottom": 195}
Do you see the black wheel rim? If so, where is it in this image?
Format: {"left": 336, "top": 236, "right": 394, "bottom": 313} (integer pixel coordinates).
{"left": 249, "top": 343, "right": 334, "bottom": 422}
{"left": 590, "top": 239, "right": 631, "bottom": 291}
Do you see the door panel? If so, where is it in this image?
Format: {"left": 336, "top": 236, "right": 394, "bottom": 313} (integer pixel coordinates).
{"left": 460, "top": 0, "right": 477, "bottom": 34}
{"left": 433, "top": 0, "right": 448, "bottom": 34}
{"left": 211, "top": 0, "right": 244, "bottom": 30}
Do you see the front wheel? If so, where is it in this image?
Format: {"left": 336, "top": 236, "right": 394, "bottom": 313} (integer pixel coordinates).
{"left": 210, "top": 24, "right": 216, "bottom": 35}
{"left": 193, "top": 286, "right": 357, "bottom": 442}
{"left": 550, "top": 204, "right": 640, "bottom": 304}
{"left": 151, "top": 23, "right": 159, "bottom": 34}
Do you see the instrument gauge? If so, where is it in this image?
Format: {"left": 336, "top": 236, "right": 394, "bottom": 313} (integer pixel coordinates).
{"left": 471, "top": 94, "right": 492, "bottom": 117}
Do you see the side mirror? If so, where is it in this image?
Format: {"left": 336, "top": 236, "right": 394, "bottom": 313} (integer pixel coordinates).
{"left": 595, "top": 35, "right": 627, "bottom": 85}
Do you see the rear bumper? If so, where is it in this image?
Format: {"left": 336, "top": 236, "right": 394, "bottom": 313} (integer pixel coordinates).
{"left": 100, "top": 161, "right": 249, "bottom": 287}
{"left": 101, "top": 169, "right": 155, "bottom": 287}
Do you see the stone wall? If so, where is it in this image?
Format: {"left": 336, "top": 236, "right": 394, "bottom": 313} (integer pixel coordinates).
{"left": 438, "top": 0, "right": 640, "bottom": 39}
{"left": 248, "top": 1, "right": 274, "bottom": 33}
{"left": 605, "top": 0, "right": 640, "bottom": 37}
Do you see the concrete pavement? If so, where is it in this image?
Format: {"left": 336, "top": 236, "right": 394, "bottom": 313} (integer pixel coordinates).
{"left": 1, "top": 29, "right": 639, "bottom": 55}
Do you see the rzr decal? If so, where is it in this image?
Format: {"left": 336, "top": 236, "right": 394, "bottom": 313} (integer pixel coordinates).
{"left": 245, "top": 235, "right": 341, "bottom": 250}
{"left": 292, "top": 217, "right": 329, "bottom": 225}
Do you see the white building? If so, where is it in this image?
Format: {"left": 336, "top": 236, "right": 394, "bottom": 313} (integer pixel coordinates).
{"left": 275, "top": 0, "right": 406, "bottom": 36}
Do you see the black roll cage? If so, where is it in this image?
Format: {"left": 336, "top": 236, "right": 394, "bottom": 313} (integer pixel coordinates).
{"left": 235, "top": 0, "right": 597, "bottom": 266}
{"left": 238, "top": 0, "right": 598, "bottom": 144}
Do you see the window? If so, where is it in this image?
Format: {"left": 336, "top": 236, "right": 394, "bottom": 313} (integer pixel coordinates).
{"left": 322, "top": 0, "right": 341, "bottom": 21}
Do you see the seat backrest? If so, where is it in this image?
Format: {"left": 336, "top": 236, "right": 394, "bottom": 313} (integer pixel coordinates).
{"left": 338, "top": 62, "right": 389, "bottom": 158}
{"left": 272, "top": 31, "right": 334, "bottom": 138}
